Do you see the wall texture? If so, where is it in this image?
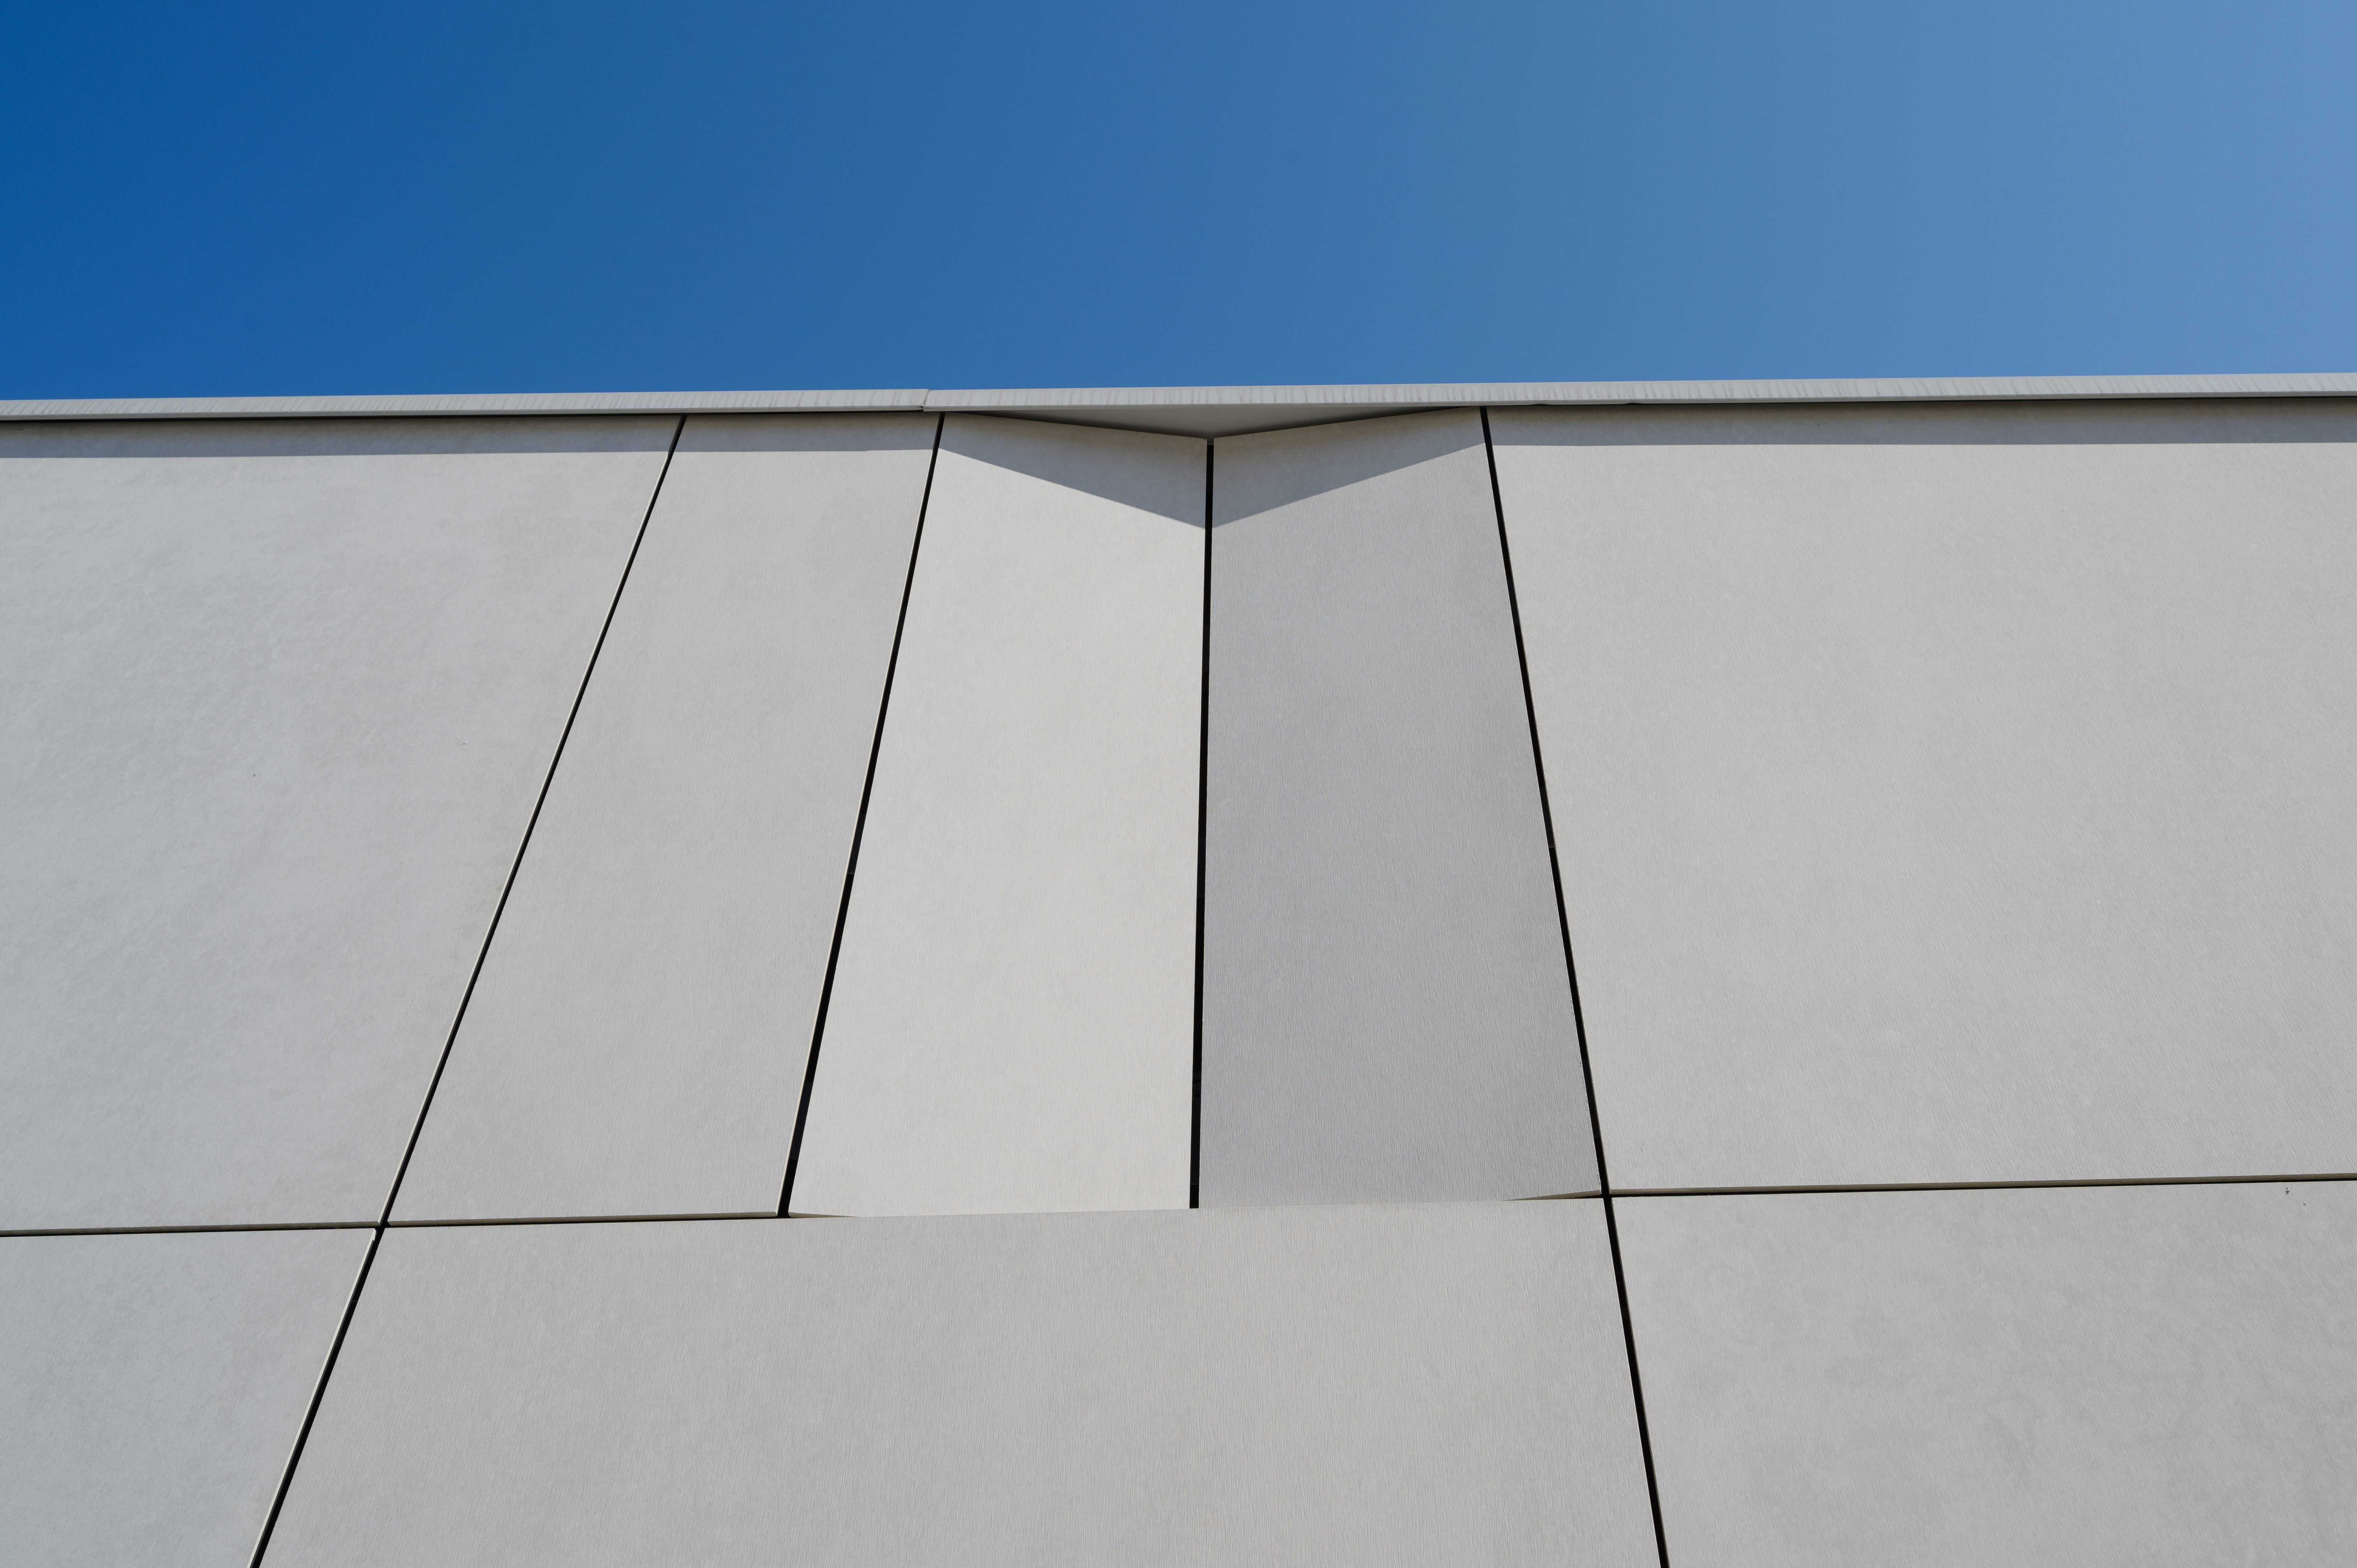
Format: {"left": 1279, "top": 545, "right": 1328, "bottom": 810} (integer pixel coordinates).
{"left": 790, "top": 416, "right": 1204, "bottom": 1218}
{"left": 1202, "top": 410, "right": 1592, "bottom": 1205}
{"left": 393, "top": 413, "right": 936, "bottom": 1224}
{"left": 5, "top": 392, "right": 2353, "bottom": 1566}
{"left": 0, "top": 417, "right": 675, "bottom": 1230}
{"left": 1490, "top": 399, "right": 2357, "bottom": 1192}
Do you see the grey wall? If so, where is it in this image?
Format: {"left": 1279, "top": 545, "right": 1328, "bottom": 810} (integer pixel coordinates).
{"left": 1201, "top": 410, "right": 1594, "bottom": 1206}
{"left": 10, "top": 396, "right": 2357, "bottom": 1566}
{"left": 0, "top": 1228, "right": 369, "bottom": 1568}
{"left": 1618, "top": 1182, "right": 2357, "bottom": 1566}
{"left": 791, "top": 416, "right": 1203, "bottom": 1218}
{"left": 393, "top": 414, "right": 935, "bottom": 1224}
{"left": 1491, "top": 399, "right": 2357, "bottom": 1191}
{"left": 265, "top": 1203, "right": 1656, "bottom": 1568}
{"left": 0, "top": 417, "right": 675, "bottom": 1229}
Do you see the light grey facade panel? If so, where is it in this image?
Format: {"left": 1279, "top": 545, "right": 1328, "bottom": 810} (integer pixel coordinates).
{"left": 392, "top": 415, "right": 937, "bottom": 1223}
{"left": 790, "top": 416, "right": 1202, "bottom": 1218}
{"left": 1618, "top": 1183, "right": 2357, "bottom": 1566}
{"left": 266, "top": 1203, "right": 1656, "bottom": 1567}
{"left": 1491, "top": 400, "right": 2357, "bottom": 1190}
{"left": 0, "top": 418, "right": 673, "bottom": 1229}
{"left": 1200, "top": 410, "right": 1595, "bottom": 1206}
{"left": 0, "top": 1227, "right": 369, "bottom": 1568}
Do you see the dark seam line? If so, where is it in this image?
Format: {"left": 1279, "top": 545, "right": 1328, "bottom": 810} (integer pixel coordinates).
{"left": 1483, "top": 407, "right": 1670, "bottom": 1568}
{"left": 246, "top": 416, "right": 687, "bottom": 1568}
{"left": 23, "top": 1168, "right": 2353, "bottom": 1242}
{"left": 1617, "top": 1171, "right": 2357, "bottom": 1197}
{"left": 244, "top": 1224, "right": 379, "bottom": 1567}
{"left": 1191, "top": 442, "right": 1214, "bottom": 1210}
{"left": 384, "top": 1210, "right": 780, "bottom": 1229}
{"left": 1, "top": 1222, "right": 377, "bottom": 1240}
{"left": 777, "top": 412, "right": 945, "bottom": 1218}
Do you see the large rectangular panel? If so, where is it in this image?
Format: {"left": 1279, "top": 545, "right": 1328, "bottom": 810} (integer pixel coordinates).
{"left": 267, "top": 1202, "right": 1657, "bottom": 1566}
{"left": 393, "top": 415, "right": 935, "bottom": 1222}
{"left": 0, "top": 1227, "right": 370, "bottom": 1567}
{"left": 1618, "top": 1182, "right": 2357, "bottom": 1565}
{"left": 0, "top": 418, "right": 673, "bottom": 1229}
{"left": 1492, "top": 400, "right": 2357, "bottom": 1189}
{"left": 1201, "top": 410, "right": 1594, "bottom": 1206}
{"left": 790, "top": 416, "right": 1201, "bottom": 1218}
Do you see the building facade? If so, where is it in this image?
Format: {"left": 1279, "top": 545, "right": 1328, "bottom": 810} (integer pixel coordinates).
{"left": 5, "top": 378, "right": 2355, "bottom": 1564}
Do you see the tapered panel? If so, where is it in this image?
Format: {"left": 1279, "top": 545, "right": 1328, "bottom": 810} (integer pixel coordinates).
{"left": 1492, "top": 399, "right": 2357, "bottom": 1190}
{"left": 394, "top": 415, "right": 935, "bottom": 1222}
{"left": 1201, "top": 410, "right": 1593, "bottom": 1206}
{"left": 790, "top": 416, "right": 1201, "bottom": 1218}
{"left": 0, "top": 1228, "right": 370, "bottom": 1567}
{"left": 1619, "top": 1182, "right": 2357, "bottom": 1565}
{"left": 0, "top": 418, "right": 673, "bottom": 1229}
{"left": 268, "top": 1202, "right": 1655, "bottom": 1566}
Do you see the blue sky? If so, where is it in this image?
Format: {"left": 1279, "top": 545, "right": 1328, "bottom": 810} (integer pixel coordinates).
{"left": 6, "top": 2, "right": 2352, "bottom": 396}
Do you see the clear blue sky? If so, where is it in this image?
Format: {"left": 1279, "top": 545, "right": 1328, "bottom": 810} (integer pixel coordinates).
{"left": 6, "top": 2, "right": 2352, "bottom": 396}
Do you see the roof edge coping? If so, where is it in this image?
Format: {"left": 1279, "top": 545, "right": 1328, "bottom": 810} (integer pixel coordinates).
{"left": 5, "top": 373, "right": 2355, "bottom": 425}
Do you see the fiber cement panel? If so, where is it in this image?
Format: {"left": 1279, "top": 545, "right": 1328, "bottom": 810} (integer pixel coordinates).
{"left": 1492, "top": 399, "right": 2357, "bottom": 1189}
{"left": 1618, "top": 1181, "right": 2357, "bottom": 1566}
{"left": 0, "top": 1227, "right": 369, "bottom": 1568}
{"left": 790, "top": 416, "right": 1202, "bottom": 1217}
{"left": 394, "top": 414, "right": 935, "bottom": 1222}
{"left": 267, "top": 1202, "right": 1656, "bottom": 1567}
{"left": 1201, "top": 410, "right": 1594, "bottom": 1205}
{"left": 0, "top": 418, "right": 674, "bottom": 1229}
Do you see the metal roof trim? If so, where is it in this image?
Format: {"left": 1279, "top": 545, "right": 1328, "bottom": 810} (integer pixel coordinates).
{"left": 5, "top": 374, "right": 2354, "bottom": 425}
{"left": 929, "top": 373, "right": 2357, "bottom": 410}
{"left": 0, "top": 389, "right": 929, "bottom": 422}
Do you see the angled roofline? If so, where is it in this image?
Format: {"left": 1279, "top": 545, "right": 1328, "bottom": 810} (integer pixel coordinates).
{"left": 5, "top": 373, "right": 2354, "bottom": 440}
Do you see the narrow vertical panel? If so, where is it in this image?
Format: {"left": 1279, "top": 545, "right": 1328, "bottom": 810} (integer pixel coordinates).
{"left": 394, "top": 415, "right": 937, "bottom": 1222}
{"left": 1491, "top": 400, "right": 2357, "bottom": 1190}
{"left": 790, "top": 416, "right": 1202, "bottom": 1218}
{"left": 1201, "top": 410, "right": 1594, "bottom": 1206}
{"left": 1618, "top": 1183, "right": 2357, "bottom": 1565}
{"left": 0, "top": 1229, "right": 371, "bottom": 1567}
{"left": 0, "top": 418, "right": 673, "bottom": 1229}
